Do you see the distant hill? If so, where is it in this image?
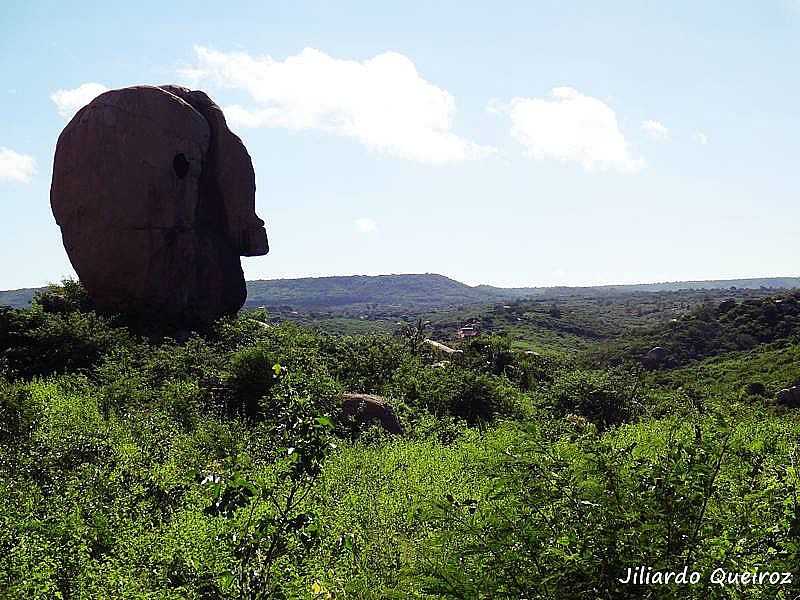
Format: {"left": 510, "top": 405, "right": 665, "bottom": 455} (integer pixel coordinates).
{"left": 2, "top": 274, "right": 799, "bottom": 312}
{"left": 247, "top": 275, "right": 800, "bottom": 310}
{"left": 0, "top": 287, "right": 42, "bottom": 309}
{"left": 244, "top": 273, "right": 510, "bottom": 310}
{"left": 570, "top": 277, "right": 800, "bottom": 293}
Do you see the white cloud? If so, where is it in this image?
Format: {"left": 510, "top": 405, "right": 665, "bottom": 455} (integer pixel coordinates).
{"left": 51, "top": 82, "right": 109, "bottom": 119}
{"left": 354, "top": 218, "right": 378, "bottom": 233}
{"left": 490, "top": 87, "right": 644, "bottom": 173}
{"left": 642, "top": 119, "right": 669, "bottom": 141}
{"left": 693, "top": 131, "right": 709, "bottom": 145}
{"left": 180, "top": 46, "right": 494, "bottom": 164}
{"left": 0, "top": 147, "right": 36, "bottom": 183}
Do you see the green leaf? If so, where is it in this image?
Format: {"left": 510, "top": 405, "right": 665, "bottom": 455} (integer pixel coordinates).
{"left": 315, "top": 416, "right": 334, "bottom": 429}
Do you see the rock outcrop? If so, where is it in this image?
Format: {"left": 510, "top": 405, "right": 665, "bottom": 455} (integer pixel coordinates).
{"left": 50, "top": 85, "right": 268, "bottom": 325}
{"left": 341, "top": 393, "right": 403, "bottom": 434}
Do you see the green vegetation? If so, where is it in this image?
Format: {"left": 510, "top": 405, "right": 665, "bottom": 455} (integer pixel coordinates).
{"left": 2, "top": 283, "right": 800, "bottom": 598}
{"left": 245, "top": 274, "right": 513, "bottom": 311}
{"left": 592, "top": 293, "right": 800, "bottom": 368}
{"left": 4, "top": 273, "right": 799, "bottom": 312}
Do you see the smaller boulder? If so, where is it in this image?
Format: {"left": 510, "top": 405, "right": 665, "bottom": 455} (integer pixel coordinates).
{"left": 341, "top": 393, "right": 403, "bottom": 434}
{"left": 776, "top": 386, "right": 800, "bottom": 408}
{"left": 644, "top": 346, "right": 669, "bottom": 369}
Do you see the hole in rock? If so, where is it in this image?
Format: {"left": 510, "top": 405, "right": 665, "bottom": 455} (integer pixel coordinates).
{"left": 173, "top": 153, "right": 190, "bottom": 179}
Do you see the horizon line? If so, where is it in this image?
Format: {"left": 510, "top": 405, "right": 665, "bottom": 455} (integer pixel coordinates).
{"left": 3, "top": 272, "right": 800, "bottom": 295}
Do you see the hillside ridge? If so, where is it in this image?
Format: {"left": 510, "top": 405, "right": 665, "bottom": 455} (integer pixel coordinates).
{"left": 1, "top": 273, "right": 799, "bottom": 311}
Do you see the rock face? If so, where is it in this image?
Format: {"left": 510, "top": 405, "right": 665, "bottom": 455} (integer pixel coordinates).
{"left": 50, "top": 85, "right": 268, "bottom": 325}
{"left": 341, "top": 393, "right": 403, "bottom": 434}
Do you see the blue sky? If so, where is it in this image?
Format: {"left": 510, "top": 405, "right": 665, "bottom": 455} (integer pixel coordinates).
{"left": 1, "top": 0, "right": 799, "bottom": 289}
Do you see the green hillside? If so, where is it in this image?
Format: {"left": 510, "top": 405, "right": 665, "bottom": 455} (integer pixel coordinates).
{"left": 244, "top": 273, "right": 509, "bottom": 310}
{"left": 0, "top": 287, "right": 40, "bottom": 309}
{"left": 3, "top": 283, "right": 800, "bottom": 598}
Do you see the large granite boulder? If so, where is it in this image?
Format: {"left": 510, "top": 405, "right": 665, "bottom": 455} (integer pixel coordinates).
{"left": 50, "top": 85, "right": 268, "bottom": 325}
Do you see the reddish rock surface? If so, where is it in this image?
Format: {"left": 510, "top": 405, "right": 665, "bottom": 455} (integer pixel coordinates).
{"left": 50, "top": 85, "right": 268, "bottom": 324}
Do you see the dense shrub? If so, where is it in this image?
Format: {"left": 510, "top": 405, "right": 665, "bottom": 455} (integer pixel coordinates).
{"left": 0, "top": 305, "right": 131, "bottom": 378}
{"left": 33, "top": 280, "right": 93, "bottom": 314}
{"left": 318, "top": 334, "right": 408, "bottom": 393}
{"left": 0, "top": 378, "right": 37, "bottom": 444}
{"left": 592, "top": 293, "right": 800, "bottom": 368}
{"left": 385, "top": 358, "right": 530, "bottom": 423}
{"left": 548, "top": 368, "right": 642, "bottom": 430}
{"left": 226, "top": 346, "right": 281, "bottom": 417}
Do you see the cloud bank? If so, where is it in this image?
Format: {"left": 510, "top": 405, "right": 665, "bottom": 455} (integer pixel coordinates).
{"left": 181, "top": 46, "right": 494, "bottom": 164}
{"left": 490, "top": 87, "right": 644, "bottom": 173}
{"left": 0, "top": 147, "right": 36, "bottom": 183}
{"left": 51, "top": 83, "right": 109, "bottom": 119}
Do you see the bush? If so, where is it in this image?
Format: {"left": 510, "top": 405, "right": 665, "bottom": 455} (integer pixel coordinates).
{"left": 319, "top": 334, "right": 408, "bottom": 393}
{"left": 0, "top": 377, "right": 38, "bottom": 445}
{"left": 0, "top": 305, "right": 131, "bottom": 378}
{"left": 159, "top": 378, "right": 204, "bottom": 427}
{"left": 549, "top": 368, "right": 641, "bottom": 430}
{"left": 385, "top": 358, "right": 529, "bottom": 424}
{"left": 33, "top": 280, "right": 93, "bottom": 314}
{"left": 226, "top": 346, "right": 281, "bottom": 418}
